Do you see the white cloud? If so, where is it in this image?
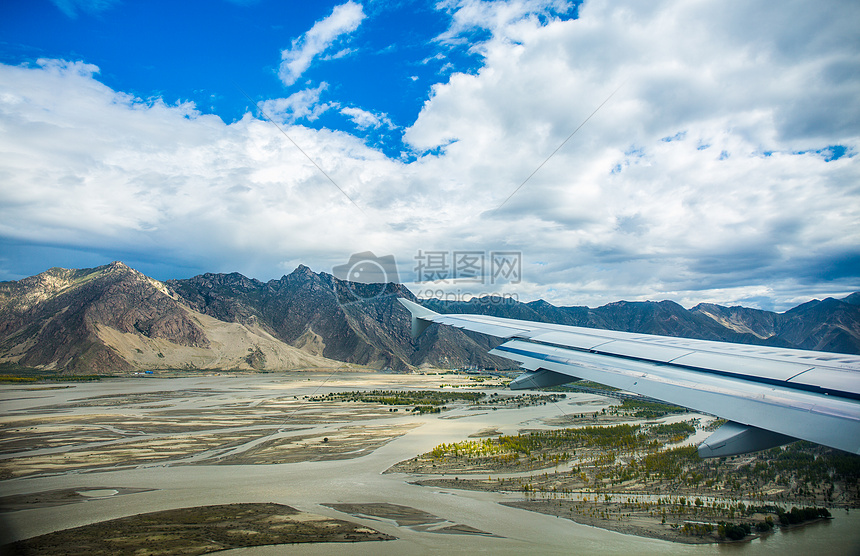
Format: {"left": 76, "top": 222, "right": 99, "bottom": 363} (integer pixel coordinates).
{"left": 340, "top": 106, "right": 394, "bottom": 130}
{"left": 395, "top": 0, "right": 860, "bottom": 309}
{"left": 435, "top": 0, "right": 571, "bottom": 46}
{"left": 258, "top": 84, "right": 334, "bottom": 123}
{"left": 0, "top": 59, "right": 400, "bottom": 278}
{"left": 2, "top": 0, "right": 859, "bottom": 310}
{"left": 279, "top": 1, "right": 367, "bottom": 87}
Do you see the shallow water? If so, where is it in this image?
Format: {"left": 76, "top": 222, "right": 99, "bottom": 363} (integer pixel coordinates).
{"left": 2, "top": 374, "right": 858, "bottom": 554}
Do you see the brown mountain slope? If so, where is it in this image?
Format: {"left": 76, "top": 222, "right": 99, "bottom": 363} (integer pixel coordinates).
{"left": 0, "top": 262, "right": 342, "bottom": 374}
{"left": 691, "top": 296, "right": 860, "bottom": 354}
{"left": 166, "top": 266, "right": 513, "bottom": 371}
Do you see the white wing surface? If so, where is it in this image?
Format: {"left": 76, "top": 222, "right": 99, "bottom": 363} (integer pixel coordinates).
{"left": 398, "top": 298, "right": 860, "bottom": 457}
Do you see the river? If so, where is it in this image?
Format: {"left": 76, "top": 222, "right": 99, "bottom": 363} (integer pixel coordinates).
{"left": 1, "top": 374, "right": 858, "bottom": 554}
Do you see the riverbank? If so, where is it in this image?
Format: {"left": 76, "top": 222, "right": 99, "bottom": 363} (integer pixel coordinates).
{"left": 1, "top": 373, "right": 858, "bottom": 553}
{"left": 392, "top": 418, "right": 858, "bottom": 544}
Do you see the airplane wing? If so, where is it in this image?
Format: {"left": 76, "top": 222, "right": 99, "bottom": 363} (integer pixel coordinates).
{"left": 398, "top": 298, "right": 860, "bottom": 458}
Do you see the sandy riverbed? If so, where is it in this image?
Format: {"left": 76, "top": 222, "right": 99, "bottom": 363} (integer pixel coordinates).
{"left": 1, "top": 372, "right": 858, "bottom": 554}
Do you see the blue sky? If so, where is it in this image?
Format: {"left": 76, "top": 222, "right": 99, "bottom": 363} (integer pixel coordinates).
{"left": 0, "top": 0, "right": 858, "bottom": 310}
{"left": 1, "top": 0, "right": 494, "bottom": 157}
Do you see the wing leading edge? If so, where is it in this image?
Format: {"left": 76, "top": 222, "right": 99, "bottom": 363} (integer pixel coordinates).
{"left": 398, "top": 298, "right": 860, "bottom": 458}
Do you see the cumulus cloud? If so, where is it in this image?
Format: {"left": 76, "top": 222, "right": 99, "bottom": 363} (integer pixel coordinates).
{"left": 434, "top": 0, "right": 571, "bottom": 45}
{"left": 279, "top": 1, "right": 366, "bottom": 87}
{"left": 340, "top": 106, "right": 394, "bottom": 130}
{"left": 258, "top": 84, "right": 334, "bottom": 123}
{"left": 2, "top": 0, "right": 859, "bottom": 310}
{"left": 0, "top": 59, "right": 399, "bottom": 279}
{"left": 397, "top": 0, "right": 860, "bottom": 307}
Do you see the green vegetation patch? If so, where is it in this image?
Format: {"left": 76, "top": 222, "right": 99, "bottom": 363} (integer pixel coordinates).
{"left": 0, "top": 362, "right": 109, "bottom": 382}
{"left": 309, "top": 389, "right": 485, "bottom": 406}
{"left": 3, "top": 503, "right": 394, "bottom": 555}
{"left": 420, "top": 422, "right": 695, "bottom": 472}
{"left": 776, "top": 506, "right": 831, "bottom": 525}
{"left": 404, "top": 423, "right": 860, "bottom": 508}
{"left": 648, "top": 422, "right": 696, "bottom": 437}
{"left": 611, "top": 399, "right": 688, "bottom": 418}
{"left": 0, "top": 374, "right": 38, "bottom": 383}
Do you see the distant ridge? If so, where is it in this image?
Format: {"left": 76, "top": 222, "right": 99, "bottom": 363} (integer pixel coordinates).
{"left": 1, "top": 262, "right": 858, "bottom": 374}
{"left": 422, "top": 293, "right": 860, "bottom": 353}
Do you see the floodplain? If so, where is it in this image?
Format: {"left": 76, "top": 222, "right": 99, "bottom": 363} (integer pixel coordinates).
{"left": 1, "top": 371, "right": 858, "bottom": 554}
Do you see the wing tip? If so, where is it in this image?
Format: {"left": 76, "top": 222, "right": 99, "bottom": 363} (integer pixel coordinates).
{"left": 398, "top": 298, "right": 438, "bottom": 339}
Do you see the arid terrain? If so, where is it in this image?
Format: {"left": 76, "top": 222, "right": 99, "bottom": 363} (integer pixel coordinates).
{"left": 1, "top": 372, "right": 858, "bottom": 554}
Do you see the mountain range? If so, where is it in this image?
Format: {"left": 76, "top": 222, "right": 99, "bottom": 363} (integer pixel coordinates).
{"left": 0, "top": 262, "right": 858, "bottom": 374}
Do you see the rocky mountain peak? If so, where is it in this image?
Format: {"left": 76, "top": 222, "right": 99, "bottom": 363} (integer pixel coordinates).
{"left": 0, "top": 261, "right": 211, "bottom": 372}
{"left": 284, "top": 264, "right": 322, "bottom": 284}
{"left": 292, "top": 264, "right": 315, "bottom": 276}
{"left": 2, "top": 264, "right": 858, "bottom": 374}
{"left": 843, "top": 292, "right": 860, "bottom": 306}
